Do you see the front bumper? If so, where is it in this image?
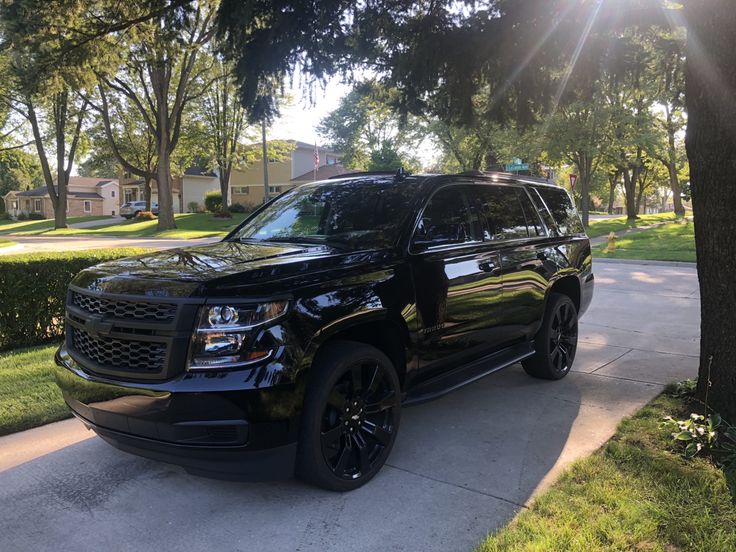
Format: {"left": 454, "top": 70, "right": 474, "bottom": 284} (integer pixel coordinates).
{"left": 54, "top": 345, "right": 301, "bottom": 480}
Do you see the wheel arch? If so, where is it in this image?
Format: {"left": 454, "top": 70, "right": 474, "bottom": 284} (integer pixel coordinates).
{"left": 547, "top": 274, "right": 581, "bottom": 312}
{"left": 303, "top": 311, "right": 411, "bottom": 388}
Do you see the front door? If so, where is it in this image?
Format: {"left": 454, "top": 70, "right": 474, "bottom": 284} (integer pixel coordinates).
{"left": 409, "top": 184, "right": 505, "bottom": 377}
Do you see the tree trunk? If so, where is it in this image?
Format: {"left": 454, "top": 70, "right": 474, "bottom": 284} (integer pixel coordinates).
{"left": 155, "top": 148, "right": 176, "bottom": 229}
{"left": 666, "top": 163, "right": 685, "bottom": 217}
{"left": 622, "top": 169, "right": 638, "bottom": 220}
{"left": 219, "top": 165, "right": 231, "bottom": 214}
{"left": 144, "top": 178, "right": 152, "bottom": 211}
{"left": 685, "top": 0, "right": 736, "bottom": 423}
{"left": 607, "top": 171, "right": 618, "bottom": 214}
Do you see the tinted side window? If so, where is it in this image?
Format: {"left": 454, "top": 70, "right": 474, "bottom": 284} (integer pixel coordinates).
{"left": 517, "top": 190, "right": 545, "bottom": 237}
{"left": 472, "top": 186, "right": 529, "bottom": 240}
{"left": 413, "top": 187, "right": 476, "bottom": 249}
{"left": 534, "top": 186, "right": 584, "bottom": 236}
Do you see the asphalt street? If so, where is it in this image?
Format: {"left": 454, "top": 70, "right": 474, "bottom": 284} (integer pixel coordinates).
{"left": 0, "top": 260, "right": 699, "bottom": 552}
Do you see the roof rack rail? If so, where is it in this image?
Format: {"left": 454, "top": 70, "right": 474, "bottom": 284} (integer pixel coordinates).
{"left": 328, "top": 167, "right": 411, "bottom": 180}
{"left": 456, "top": 170, "right": 556, "bottom": 185}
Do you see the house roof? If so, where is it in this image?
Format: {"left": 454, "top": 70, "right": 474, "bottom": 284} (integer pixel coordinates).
{"left": 291, "top": 163, "right": 349, "bottom": 182}
{"left": 14, "top": 186, "right": 102, "bottom": 199}
{"left": 184, "top": 166, "right": 217, "bottom": 177}
{"left": 67, "top": 176, "right": 118, "bottom": 187}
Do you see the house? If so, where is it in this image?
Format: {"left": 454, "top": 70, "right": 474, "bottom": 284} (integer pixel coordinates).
{"left": 181, "top": 141, "right": 343, "bottom": 211}
{"left": 3, "top": 177, "right": 119, "bottom": 218}
{"left": 118, "top": 172, "right": 184, "bottom": 213}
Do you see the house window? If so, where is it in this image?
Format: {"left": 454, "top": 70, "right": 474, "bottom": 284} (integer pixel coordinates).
{"left": 269, "top": 186, "right": 281, "bottom": 194}
{"left": 124, "top": 189, "right": 137, "bottom": 203}
{"left": 111, "top": 190, "right": 116, "bottom": 198}
{"left": 11, "top": 201, "right": 17, "bottom": 210}
{"left": 232, "top": 186, "right": 249, "bottom": 195}
{"left": 84, "top": 201, "right": 92, "bottom": 213}
{"left": 25, "top": 200, "right": 30, "bottom": 210}
{"left": 34, "top": 199, "right": 41, "bottom": 212}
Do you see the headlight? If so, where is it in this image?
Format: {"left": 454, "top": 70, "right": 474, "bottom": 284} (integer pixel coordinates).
{"left": 187, "top": 301, "right": 288, "bottom": 370}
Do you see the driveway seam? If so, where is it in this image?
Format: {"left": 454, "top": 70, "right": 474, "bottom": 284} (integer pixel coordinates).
{"left": 590, "top": 348, "right": 633, "bottom": 374}
{"left": 579, "top": 338, "right": 699, "bottom": 359}
{"left": 384, "top": 463, "right": 528, "bottom": 510}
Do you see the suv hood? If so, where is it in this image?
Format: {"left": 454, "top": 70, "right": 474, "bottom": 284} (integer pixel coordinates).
{"left": 71, "top": 240, "right": 383, "bottom": 296}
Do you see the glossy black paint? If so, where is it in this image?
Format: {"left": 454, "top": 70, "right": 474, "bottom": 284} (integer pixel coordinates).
{"left": 54, "top": 173, "right": 594, "bottom": 478}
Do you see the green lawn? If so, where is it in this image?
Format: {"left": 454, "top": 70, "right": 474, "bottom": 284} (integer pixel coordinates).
{"left": 0, "top": 215, "right": 111, "bottom": 235}
{"left": 594, "top": 219, "right": 696, "bottom": 262}
{"left": 477, "top": 391, "right": 736, "bottom": 551}
{"left": 0, "top": 344, "right": 70, "bottom": 436}
{"left": 17, "top": 212, "right": 248, "bottom": 239}
{"left": 586, "top": 212, "right": 683, "bottom": 238}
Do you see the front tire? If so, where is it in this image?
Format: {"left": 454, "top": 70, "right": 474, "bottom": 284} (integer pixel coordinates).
{"left": 296, "top": 341, "right": 401, "bottom": 491}
{"left": 522, "top": 293, "right": 578, "bottom": 380}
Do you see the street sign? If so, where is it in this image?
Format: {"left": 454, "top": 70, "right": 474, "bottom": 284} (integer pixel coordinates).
{"left": 505, "top": 163, "right": 529, "bottom": 172}
{"left": 569, "top": 173, "right": 578, "bottom": 192}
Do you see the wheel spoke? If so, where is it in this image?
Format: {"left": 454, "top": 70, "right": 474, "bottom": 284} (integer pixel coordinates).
{"left": 364, "top": 390, "right": 396, "bottom": 414}
{"left": 333, "top": 446, "right": 349, "bottom": 474}
{"left": 365, "top": 364, "right": 384, "bottom": 397}
{"left": 320, "top": 424, "right": 343, "bottom": 450}
{"left": 350, "top": 365, "right": 363, "bottom": 395}
{"left": 360, "top": 420, "right": 392, "bottom": 446}
{"left": 354, "top": 434, "right": 371, "bottom": 474}
{"left": 326, "top": 387, "right": 347, "bottom": 411}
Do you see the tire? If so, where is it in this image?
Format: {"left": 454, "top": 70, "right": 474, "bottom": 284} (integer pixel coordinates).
{"left": 133, "top": 210, "right": 141, "bottom": 217}
{"left": 296, "top": 341, "right": 401, "bottom": 491}
{"left": 522, "top": 293, "right": 579, "bottom": 380}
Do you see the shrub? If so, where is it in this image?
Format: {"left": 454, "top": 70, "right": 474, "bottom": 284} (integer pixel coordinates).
{"left": 187, "top": 201, "right": 201, "bottom": 213}
{"left": 0, "top": 248, "right": 149, "bottom": 351}
{"left": 204, "top": 191, "right": 222, "bottom": 213}
{"left": 135, "top": 210, "right": 157, "bottom": 220}
{"left": 229, "top": 203, "right": 247, "bottom": 213}
{"left": 17, "top": 212, "right": 28, "bottom": 221}
{"left": 28, "top": 213, "right": 45, "bottom": 220}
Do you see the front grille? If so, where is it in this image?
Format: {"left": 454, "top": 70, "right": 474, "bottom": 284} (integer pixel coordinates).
{"left": 72, "top": 292, "right": 176, "bottom": 322}
{"left": 71, "top": 326, "right": 167, "bottom": 374}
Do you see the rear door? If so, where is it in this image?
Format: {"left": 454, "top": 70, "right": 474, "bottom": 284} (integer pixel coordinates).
{"left": 409, "top": 183, "right": 505, "bottom": 375}
{"left": 473, "top": 184, "right": 552, "bottom": 341}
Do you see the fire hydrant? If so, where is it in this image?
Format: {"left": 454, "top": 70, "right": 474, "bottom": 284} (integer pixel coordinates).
{"left": 607, "top": 231, "right": 617, "bottom": 253}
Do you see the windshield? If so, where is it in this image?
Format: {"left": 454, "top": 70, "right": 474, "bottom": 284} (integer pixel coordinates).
{"left": 229, "top": 178, "right": 422, "bottom": 249}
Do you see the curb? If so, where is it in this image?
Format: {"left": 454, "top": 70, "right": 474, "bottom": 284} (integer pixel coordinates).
{"left": 593, "top": 257, "right": 696, "bottom": 268}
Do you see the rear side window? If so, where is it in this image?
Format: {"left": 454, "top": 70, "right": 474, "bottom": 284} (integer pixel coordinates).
{"left": 470, "top": 185, "right": 529, "bottom": 240}
{"left": 533, "top": 186, "right": 584, "bottom": 236}
{"left": 412, "top": 186, "right": 478, "bottom": 249}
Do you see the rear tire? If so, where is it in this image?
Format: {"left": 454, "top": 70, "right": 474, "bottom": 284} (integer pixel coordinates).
{"left": 296, "top": 341, "right": 401, "bottom": 491}
{"left": 522, "top": 293, "right": 578, "bottom": 380}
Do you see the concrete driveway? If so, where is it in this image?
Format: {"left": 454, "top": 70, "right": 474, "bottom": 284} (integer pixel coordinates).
{"left": 0, "top": 261, "right": 699, "bottom": 552}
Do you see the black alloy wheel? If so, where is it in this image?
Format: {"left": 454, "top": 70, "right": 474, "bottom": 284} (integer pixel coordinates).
{"left": 297, "top": 341, "right": 401, "bottom": 491}
{"left": 549, "top": 299, "right": 578, "bottom": 373}
{"left": 522, "top": 293, "right": 578, "bottom": 380}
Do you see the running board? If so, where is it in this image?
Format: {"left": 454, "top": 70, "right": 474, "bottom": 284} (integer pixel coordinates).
{"left": 403, "top": 342, "right": 535, "bottom": 406}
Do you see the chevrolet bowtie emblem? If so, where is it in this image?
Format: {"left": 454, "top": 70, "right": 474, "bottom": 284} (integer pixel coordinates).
{"left": 84, "top": 315, "right": 114, "bottom": 338}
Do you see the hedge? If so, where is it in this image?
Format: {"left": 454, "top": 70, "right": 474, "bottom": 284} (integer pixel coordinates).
{"left": 0, "top": 248, "right": 148, "bottom": 351}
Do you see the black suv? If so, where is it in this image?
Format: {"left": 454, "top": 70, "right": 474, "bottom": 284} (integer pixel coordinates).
{"left": 55, "top": 172, "right": 594, "bottom": 491}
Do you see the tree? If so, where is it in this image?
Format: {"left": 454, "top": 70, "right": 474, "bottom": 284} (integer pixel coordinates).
{"left": 199, "top": 55, "right": 248, "bottom": 213}
{"left": 93, "top": 2, "right": 216, "bottom": 229}
{"left": 650, "top": 30, "right": 688, "bottom": 217}
{"left": 318, "top": 81, "right": 419, "bottom": 171}
{"left": 0, "top": 148, "right": 43, "bottom": 204}
{"left": 684, "top": 0, "right": 736, "bottom": 422}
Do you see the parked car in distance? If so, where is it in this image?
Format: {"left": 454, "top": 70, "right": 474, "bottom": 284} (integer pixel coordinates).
{"left": 120, "top": 200, "right": 159, "bottom": 219}
{"left": 55, "top": 171, "right": 594, "bottom": 491}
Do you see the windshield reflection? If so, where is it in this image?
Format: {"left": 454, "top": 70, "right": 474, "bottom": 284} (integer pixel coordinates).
{"left": 229, "top": 178, "right": 422, "bottom": 249}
